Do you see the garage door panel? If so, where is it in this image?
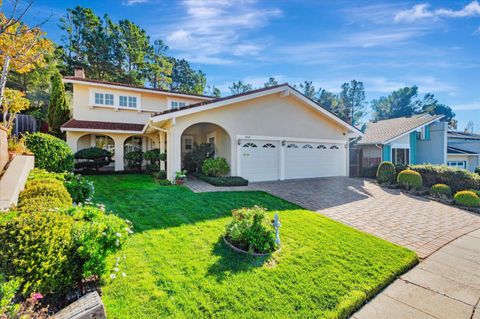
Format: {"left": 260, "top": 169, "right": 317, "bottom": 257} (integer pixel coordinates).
{"left": 240, "top": 140, "right": 279, "bottom": 182}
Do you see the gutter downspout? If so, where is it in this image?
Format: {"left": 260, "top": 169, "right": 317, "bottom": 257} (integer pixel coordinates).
{"left": 375, "top": 144, "right": 383, "bottom": 161}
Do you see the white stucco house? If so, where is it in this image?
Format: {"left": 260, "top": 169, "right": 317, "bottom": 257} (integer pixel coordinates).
{"left": 61, "top": 68, "right": 362, "bottom": 181}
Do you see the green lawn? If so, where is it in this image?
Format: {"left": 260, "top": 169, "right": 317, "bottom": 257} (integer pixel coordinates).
{"left": 90, "top": 175, "right": 417, "bottom": 319}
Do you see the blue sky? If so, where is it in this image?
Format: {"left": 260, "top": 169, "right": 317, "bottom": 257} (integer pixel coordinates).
{"left": 12, "top": 0, "right": 480, "bottom": 131}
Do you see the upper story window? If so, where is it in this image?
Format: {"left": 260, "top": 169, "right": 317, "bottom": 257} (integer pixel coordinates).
{"left": 119, "top": 96, "right": 128, "bottom": 107}
{"left": 94, "top": 93, "right": 114, "bottom": 106}
{"left": 105, "top": 94, "right": 114, "bottom": 106}
{"left": 128, "top": 96, "right": 137, "bottom": 108}
{"left": 171, "top": 101, "right": 187, "bottom": 109}
{"left": 95, "top": 93, "right": 104, "bottom": 105}
{"left": 91, "top": 90, "right": 140, "bottom": 110}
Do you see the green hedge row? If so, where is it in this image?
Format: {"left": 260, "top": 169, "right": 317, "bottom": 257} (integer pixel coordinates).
{"left": 196, "top": 173, "right": 249, "bottom": 187}
{"left": 409, "top": 164, "right": 480, "bottom": 193}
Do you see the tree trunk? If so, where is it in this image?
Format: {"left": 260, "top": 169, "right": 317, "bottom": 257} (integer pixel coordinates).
{"left": 0, "top": 56, "right": 11, "bottom": 127}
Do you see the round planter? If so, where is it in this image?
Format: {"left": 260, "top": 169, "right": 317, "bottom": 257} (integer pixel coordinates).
{"left": 222, "top": 236, "right": 280, "bottom": 256}
{"left": 175, "top": 179, "right": 185, "bottom": 185}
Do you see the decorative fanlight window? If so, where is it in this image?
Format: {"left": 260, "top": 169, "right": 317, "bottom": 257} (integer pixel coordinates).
{"left": 317, "top": 145, "right": 327, "bottom": 149}
{"left": 330, "top": 145, "right": 339, "bottom": 150}
{"left": 263, "top": 143, "right": 276, "bottom": 148}
{"left": 243, "top": 142, "right": 257, "bottom": 148}
{"left": 302, "top": 144, "right": 313, "bottom": 149}
{"left": 286, "top": 144, "right": 298, "bottom": 148}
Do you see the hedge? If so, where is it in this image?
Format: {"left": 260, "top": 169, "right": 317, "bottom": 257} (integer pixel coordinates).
{"left": 397, "top": 169, "right": 423, "bottom": 190}
{"left": 430, "top": 184, "right": 452, "bottom": 198}
{"left": 376, "top": 161, "right": 396, "bottom": 184}
{"left": 454, "top": 190, "right": 480, "bottom": 207}
{"left": 196, "top": 173, "right": 249, "bottom": 187}
{"left": 25, "top": 133, "right": 74, "bottom": 173}
{"left": 409, "top": 164, "right": 480, "bottom": 193}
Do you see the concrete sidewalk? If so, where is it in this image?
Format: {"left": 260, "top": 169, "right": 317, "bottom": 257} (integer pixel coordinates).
{"left": 353, "top": 229, "right": 480, "bottom": 319}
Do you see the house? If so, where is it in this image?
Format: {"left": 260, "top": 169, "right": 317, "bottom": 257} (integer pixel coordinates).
{"left": 61, "top": 68, "right": 362, "bottom": 181}
{"left": 356, "top": 114, "right": 447, "bottom": 168}
{"left": 446, "top": 131, "right": 480, "bottom": 171}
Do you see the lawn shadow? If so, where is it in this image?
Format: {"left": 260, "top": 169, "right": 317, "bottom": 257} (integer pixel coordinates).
{"left": 206, "top": 236, "right": 272, "bottom": 282}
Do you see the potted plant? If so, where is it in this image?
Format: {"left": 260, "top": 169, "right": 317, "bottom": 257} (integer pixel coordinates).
{"left": 175, "top": 170, "right": 187, "bottom": 185}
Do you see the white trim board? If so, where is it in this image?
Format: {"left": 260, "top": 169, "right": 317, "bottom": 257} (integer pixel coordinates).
{"left": 60, "top": 127, "right": 144, "bottom": 134}
{"left": 151, "top": 85, "right": 363, "bottom": 136}
{"left": 237, "top": 135, "right": 347, "bottom": 144}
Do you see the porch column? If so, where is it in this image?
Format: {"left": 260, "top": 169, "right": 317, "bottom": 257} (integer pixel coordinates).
{"left": 113, "top": 136, "right": 127, "bottom": 171}
{"left": 66, "top": 131, "right": 80, "bottom": 153}
{"left": 166, "top": 129, "right": 181, "bottom": 180}
{"left": 160, "top": 131, "right": 165, "bottom": 171}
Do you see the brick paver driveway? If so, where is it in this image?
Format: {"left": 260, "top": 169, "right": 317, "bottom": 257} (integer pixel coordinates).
{"left": 188, "top": 177, "right": 480, "bottom": 258}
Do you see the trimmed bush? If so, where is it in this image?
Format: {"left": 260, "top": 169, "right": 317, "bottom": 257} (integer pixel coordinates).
{"left": 125, "top": 150, "right": 144, "bottom": 169}
{"left": 75, "top": 147, "right": 112, "bottom": 171}
{"left": 475, "top": 167, "right": 480, "bottom": 175}
{"left": 19, "top": 180, "right": 72, "bottom": 207}
{"left": 410, "top": 164, "right": 480, "bottom": 193}
{"left": 145, "top": 163, "right": 160, "bottom": 173}
{"left": 0, "top": 211, "right": 77, "bottom": 295}
{"left": 18, "top": 196, "right": 71, "bottom": 213}
{"left": 225, "top": 206, "right": 277, "bottom": 254}
{"left": 454, "top": 190, "right": 480, "bottom": 207}
{"left": 430, "top": 184, "right": 452, "bottom": 198}
{"left": 183, "top": 142, "right": 214, "bottom": 173}
{"left": 156, "top": 179, "right": 172, "bottom": 186}
{"left": 64, "top": 174, "right": 94, "bottom": 203}
{"left": 144, "top": 149, "right": 166, "bottom": 166}
{"left": 24, "top": 132, "right": 74, "bottom": 172}
{"left": 28, "top": 168, "right": 65, "bottom": 181}
{"left": 376, "top": 161, "right": 396, "bottom": 184}
{"left": 201, "top": 157, "right": 230, "bottom": 177}
{"left": 196, "top": 173, "right": 249, "bottom": 187}
{"left": 152, "top": 170, "right": 167, "bottom": 180}
{"left": 397, "top": 169, "right": 423, "bottom": 190}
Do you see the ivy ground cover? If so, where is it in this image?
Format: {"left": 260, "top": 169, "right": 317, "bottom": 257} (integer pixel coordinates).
{"left": 90, "top": 175, "right": 417, "bottom": 319}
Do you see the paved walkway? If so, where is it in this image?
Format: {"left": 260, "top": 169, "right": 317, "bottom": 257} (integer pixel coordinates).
{"left": 187, "top": 177, "right": 480, "bottom": 258}
{"left": 353, "top": 229, "right": 480, "bottom": 319}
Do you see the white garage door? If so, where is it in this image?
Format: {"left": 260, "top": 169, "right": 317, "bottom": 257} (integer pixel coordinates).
{"left": 285, "top": 142, "right": 346, "bottom": 179}
{"left": 240, "top": 140, "right": 279, "bottom": 182}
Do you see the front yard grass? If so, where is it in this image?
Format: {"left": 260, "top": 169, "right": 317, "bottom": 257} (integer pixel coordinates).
{"left": 90, "top": 175, "right": 417, "bottom": 319}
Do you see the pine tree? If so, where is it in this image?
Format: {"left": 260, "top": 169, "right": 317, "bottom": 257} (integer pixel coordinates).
{"left": 48, "top": 71, "right": 70, "bottom": 136}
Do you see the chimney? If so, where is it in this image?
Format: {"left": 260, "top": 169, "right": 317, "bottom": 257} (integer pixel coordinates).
{"left": 74, "top": 66, "right": 85, "bottom": 78}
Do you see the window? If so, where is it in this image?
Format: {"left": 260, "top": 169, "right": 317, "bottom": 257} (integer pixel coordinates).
{"left": 243, "top": 142, "right": 257, "bottom": 148}
{"left": 105, "top": 94, "right": 114, "bottom": 106}
{"left": 447, "top": 161, "right": 466, "bottom": 169}
{"left": 302, "top": 144, "right": 313, "bottom": 149}
{"left": 317, "top": 145, "right": 326, "bottom": 149}
{"left": 182, "top": 136, "right": 194, "bottom": 152}
{"left": 286, "top": 144, "right": 298, "bottom": 148}
{"left": 263, "top": 143, "right": 276, "bottom": 148}
{"left": 95, "top": 93, "right": 104, "bottom": 105}
{"left": 392, "top": 148, "right": 410, "bottom": 165}
{"left": 119, "top": 96, "right": 128, "bottom": 107}
{"left": 330, "top": 145, "right": 339, "bottom": 150}
{"left": 171, "top": 101, "right": 187, "bottom": 109}
{"left": 128, "top": 96, "right": 137, "bottom": 108}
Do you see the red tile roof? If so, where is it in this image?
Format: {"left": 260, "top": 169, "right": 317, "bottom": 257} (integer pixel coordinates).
{"left": 63, "top": 76, "right": 214, "bottom": 99}
{"left": 61, "top": 119, "right": 145, "bottom": 132}
{"left": 153, "top": 83, "right": 290, "bottom": 116}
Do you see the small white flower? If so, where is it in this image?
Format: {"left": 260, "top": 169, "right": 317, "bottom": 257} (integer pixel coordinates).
{"left": 115, "top": 239, "right": 120, "bottom": 246}
{"left": 102, "top": 232, "right": 107, "bottom": 236}
{"left": 113, "top": 267, "right": 119, "bottom": 272}
{"left": 110, "top": 274, "right": 116, "bottom": 279}
{"left": 116, "top": 232, "right": 122, "bottom": 237}
{"left": 122, "top": 272, "right": 127, "bottom": 277}
{"left": 123, "top": 255, "right": 126, "bottom": 259}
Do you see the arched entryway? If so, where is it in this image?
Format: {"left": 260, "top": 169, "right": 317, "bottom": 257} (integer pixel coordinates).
{"left": 123, "top": 135, "right": 158, "bottom": 170}
{"left": 180, "top": 122, "right": 232, "bottom": 173}
{"left": 76, "top": 133, "right": 115, "bottom": 169}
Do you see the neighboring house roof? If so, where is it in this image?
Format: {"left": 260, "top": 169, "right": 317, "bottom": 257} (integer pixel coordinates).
{"left": 448, "top": 131, "right": 480, "bottom": 140}
{"left": 61, "top": 119, "right": 145, "bottom": 133}
{"left": 447, "top": 146, "right": 480, "bottom": 155}
{"left": 150, "top": 84, "right": 363, "bottom": 135}
{"left": 63, "top": 76, "right": 214, "bottom": 99}
{"left": 358, "top": 114, "right": 443, "bottom": 145}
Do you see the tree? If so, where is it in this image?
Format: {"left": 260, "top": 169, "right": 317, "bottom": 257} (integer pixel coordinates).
{"left": 204, "top": 85, "right": 221, "bottom": 97}
{"left": 339, "top": 80, "right": 366, "bottom": 125}
{"left": 263, "top": 77, "right": 279, "bottom": 88}
{"left": 229, "top": 81, "right": 253, "bottom": 94}
{"left": 0, "top": 13, "right": 54, "bottom": 108}
{"left": 371, "top": 86, "right": 420, "bottom": 121}
{"left": 48, "top": 71, "right": 70, "bottom": 136}
{"left": 1, "top": 88, "right": 30, "bottom": 134}
{"left": 296, "top": 81, "right": 316, "bottom": 99}
{"left": 464, "top": 121, "right": 475, "bottom": 134}
{"left": 418, "top": 93, "right": 456, "bottom": 127}
{"left": 169, "top": 58, "right": 206, "bottom": 94}
{"left": 146, "top": 40, "right": 173, "bottom": 89}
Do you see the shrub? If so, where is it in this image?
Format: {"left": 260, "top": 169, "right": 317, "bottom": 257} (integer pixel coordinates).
{"left": 376, "top": 161, "right": 396, "bottom": 184}
{"left": 144, "top": 149, "right": 166, "bottom": 165}
{"left": 75, "top": 147, "right": 112, "bottom": 171}
{"left": 183, "top": 142, "right": 214, "bottom": 173}
{"left": 430, "top": 184, "right": 452, "bottom": 198}
{"left": 454, "top": 190, "right": 480, "bottom": 207}
{"left": 0, "top": 212, "right": 77, "bottom": 295}
{"left": 152, "top": 170, "right": 167, "bottom": 180}
{"left": 19, "top": 179, "right": 72, "bottom": 207}
{"left": 201, "top": 157, "right": 230, "bottom": 177}
{"left": 64, "top": 174, "right": 94, "bottom": 203}
{"left": 410, "top": 164, "right": 480, "bottom": 193}
{"left": 397, "top": 169, "right": 423, "bottom": 190}
{"left": 156, "top": 179, "right": 172, "bottom": 186}
{"left": 361, "top": 164, "right": 379, "bottom": 178}
{"left": 125, "top": 150, "right": 144, "bottom": 169}
{"left": 24, "top": 132, "right": 74, "bottom": 172}
{"left": 225, "top": 206, "right": 277, "bottom": 254}
{"left": 0, "top": 274, "right": 21, "bottom": 317}
{"left": 196, "top": 173, "right": 249, "bottom": 187}
{"left": 145, "top": 163, "right": 160, "bottom": 173}
{"left": 64, "top": 205, "right": 131, "bottom": 279}
{"left": 27, "top": 168, "right": 65, "bottom": 181}
{"left": 18, "top": 196, "right": 71, "bottom": 213}
{"left": 475, "top": 167, "right": 480, "bottom": 175}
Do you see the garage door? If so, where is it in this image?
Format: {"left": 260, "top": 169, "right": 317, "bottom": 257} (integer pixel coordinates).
{"left": 240, "top": 140, "right": 279, "bottom": 182}
{"left": 285, "top": 142, "right": 345, "bottom": 179}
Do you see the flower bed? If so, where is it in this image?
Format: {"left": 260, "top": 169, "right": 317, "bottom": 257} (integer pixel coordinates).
{"left": 195, "top": 173, "right": 249, "bottom": 187}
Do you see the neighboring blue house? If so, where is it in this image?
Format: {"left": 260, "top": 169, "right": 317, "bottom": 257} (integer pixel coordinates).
{"left": 356, "top": 114, "right": 447, "bottom": 168}
{"left": 446, "top": 131, "right": 480, "bottom": 171}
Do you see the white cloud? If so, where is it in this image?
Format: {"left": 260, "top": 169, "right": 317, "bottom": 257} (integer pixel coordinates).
{"left": 161, "top": 0, "right": 281, "bottom": 64}
{"left": 395, "top": 1, "right": 480, "bottom": 23}
{"left": 452, "top": 102, "right": 480, "bottom": 111}
{"left": 122, "top": 0, "right": 150, "bottom": 5}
